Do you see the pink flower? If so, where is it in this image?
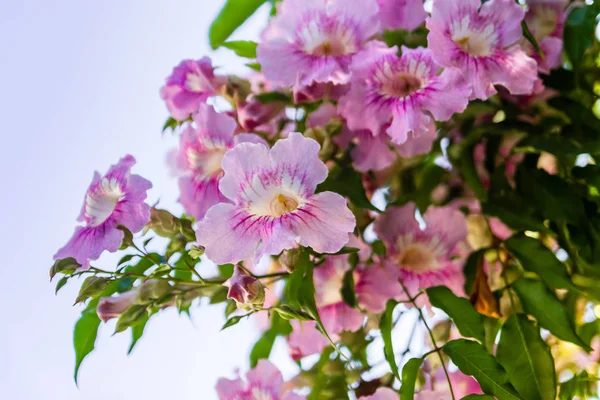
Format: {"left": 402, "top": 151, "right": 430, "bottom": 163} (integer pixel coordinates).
{"left": 523, "top": 0, "right": 566, "bottom": 74}
{"left": 97, "top": 290, "right": 137, "bottom": 322}
{"left": 426, "top": 0, "right": 538, "bottom": 100}
{"left": 223, "top": 266, "right": 266, "bottom": 310}
{"left": 172, "top": 104, "right": 266, "bottom": 220}
{"left": 216, "top": 359, "right": 305, "bottom": 400}
{"left": 357, "top": 204, "right": 467, "bottom": 311}
{"left": 257, "top": 0, "right": 380, "bottom": 87}
{"left": 196, "top": 132, "right": 356, "bottom": 264}
{"left": 377, "top": 0, "right": 427, "bottom": 31}
{"left": 288, "top": 320, "right": 331, "bottom": 360}
{"left": 314, "top": 255, "right": 364, "bottom": 334}
{"left": 237, "top": 95, "right": 286, "bottom": 132}
{"left": 360, "top": 387, "right": 399, "bottom": 400}
{"left": 54, "top": 155, "right": 152, "bottom": 268}
{"left": 160, "top": 57, "right": 222, "bottom": 121}
{"left": 339, "top": 43, "right": 470, "bottom": 149}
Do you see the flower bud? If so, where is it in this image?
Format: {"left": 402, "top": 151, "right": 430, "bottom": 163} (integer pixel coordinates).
{"left": 223, "top": 266, "right": 265, "bottom": 311}
{"left": 279, "top": 248, "right": 303, "bottom": 272}
{"left": 97, "top": 290, "right": 138, "bottom": 322}
{"left": 136, "top": 279, "right": 172, "bottom": 304}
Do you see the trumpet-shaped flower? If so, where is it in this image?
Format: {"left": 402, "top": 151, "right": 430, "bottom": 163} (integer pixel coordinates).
{"left": 160, "top": 57, "right": 222, "bottom": 120}
{"left": 216, "top": 360, "right": 304, "bottom": 400}
{"left": 356, "top": 204, "right": 467, "bottom": 310}
{"left": 257, "top": 0, "right": 380, "bottom": 87}
{"left": 523, "top": 0, "right": 566, "bottom": 74}
{"left": 54, "top": 155, "right": 152, "bottom": 268}
{"left": 172, "top": 104, "right": 266, "bottom": 220}
{"left": 339, "top": 43, "right": 470, "bottom": 146}
{"left": 426, "top": 0, "right": 538, "bottom": 100}
{"left": 196, "top": 132, "right": 356, "bottom": 264}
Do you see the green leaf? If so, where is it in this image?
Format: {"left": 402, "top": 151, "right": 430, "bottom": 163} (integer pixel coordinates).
{"left": 496, "top": 314, "right": 556, "bottom": 400}
{"left": 316, "top": 166, "right": 381, "bottom": 212}
{"left": 55, "top": 276, "right": 69, "bottom": 294}
{"left": 209, "top": 0, "right": 266, "bottom": 49}
{"left": 128, "top": 313, "right": 149, "bottom": 354}
{"left": 246, "top": 62, "right": 261, "bottom": 71}
{"left": 254, "top": 91, "right": 291, "bottom": 104}
{"left": 513, "top": 278, "right": 591, "bottom": 350}
{"left": 559, "top": 371, "right": 597, "bottom": 400}
{"left": 426, "top": 286, "right": 485, "bottom": 342}
{"left": 117, "top": 254, "right": 136, "bottom": 267}
{"left": 458, "top": 144, "right": 488, "bottom": 202}
{"left": 483, "top": 201, "right": 550, "bottom": 234}
{"left": 249, "top": 329, "right": 276, "bottom": 368}
{"left": 505, "top": 234, "right": 577, "bottom": 291}
{"left": 162, "top": 116, "right": 179, "bottom": 132}
{"left": 274, "top": 305, "right": 314, "bottom": 321}
{"left": 380, "top": 300, "right": 400, "bottom": 379}
{"left": 444, "top": 339, "right": 521, "bottom": 400}
{"left": 564, "top": 5, "right": 597, "bottom": 74}
{"left": 221, "top": 314, "right": 246, "bottom": 330}
{"left": 75, "top": 277, "right": 108, "bottom": 304}
{"left": 341, "top": 269, "right": 357, "bottom": 308}
{"left": 50, "top": 257, "right": 80, "bottom": 280}
{"left": 399, "top": 357, "right": 424, "bottom": 400}
{"left": 221, "top": 40, "right": 257, "bottom": 58}
{"left": 114, "top": 305, "right": 148, "bottom": 334}
{"left": 73, "top": 309, "right": 101, "bottom": 385}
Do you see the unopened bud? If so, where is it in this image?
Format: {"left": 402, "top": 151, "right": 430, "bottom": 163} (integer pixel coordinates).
{"left": 279, "top": 248, "right": 303, "bottom": 272}
{"left": 223, "top": 266, "right": 265, "bottom": 311}
{"left": 97, "top": 290, "right": 138, "bottom": 322}
{"left": 237, "top": 96, "right": 285, "bottom": 131}
{"left": 136, "top": 279, "right": 172, "bottom": 304}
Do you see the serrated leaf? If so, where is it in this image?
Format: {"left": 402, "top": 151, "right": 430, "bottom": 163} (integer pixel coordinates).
{"left": 221, "top": 40, "right": 257, "bottom": 58}
{"left": 128, "top": 313, "right": 149, "bottom": 354}
{"left": 444, "top": 339, "right": 521, "bottom": 400}
{"left": 505, "top": 234, "right": 577, "bottom": 291}
{"left": 427, "top": 286, "right": 485, "bottom": 342}
{"left": 513, "top": 278, "right": 591, "bottom": 351}
{"left": 380, "top": 300, "right": 400, "bottom": 379}
{"left": 399, "top": 357, "right": 423, "bottom": 400}
{"left": 73, "top": 309, "right": 101, "bottom": 385}
{"left": 497, "top": 314, "right": 556, "bottom": 400}
{"left": 209, "top": 0, "right": 267, "bottom": 49}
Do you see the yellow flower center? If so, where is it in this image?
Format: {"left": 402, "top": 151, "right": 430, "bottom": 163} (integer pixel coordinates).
{"left": 396, "top": 243, "right": 439, "bottom": 272}
{"left": 269, "top": 194, "right": 299, "bottom": 217}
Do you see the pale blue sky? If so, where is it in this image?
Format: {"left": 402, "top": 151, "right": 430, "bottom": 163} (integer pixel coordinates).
{"left": 0, "top": 1, "right": 301, "bottom": 399}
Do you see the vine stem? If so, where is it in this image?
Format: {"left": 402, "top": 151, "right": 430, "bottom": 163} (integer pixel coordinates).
{"left": 399, "top": 280, "right": 455, "bottom": 400}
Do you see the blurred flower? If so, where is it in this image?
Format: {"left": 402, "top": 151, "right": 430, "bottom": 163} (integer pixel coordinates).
{"left": 376, "top": 0, "right": 427, "bottom": 31}
{"left": 97, "top": 290, "right": 137, "bottom": 322}
{"left": 196, "top": 133, "right": 356, "bottom": 264}
{"left": 160, "top": 57, "right": 222, "bottom": 120}
{"left": 216, "top": 360, "right": 305, "bottom": 400}
{"left": 54, "top": 155, "right": 152, "bottom": 268}
{"left": 288, "top": 320, "right": 331, "bottom": 360}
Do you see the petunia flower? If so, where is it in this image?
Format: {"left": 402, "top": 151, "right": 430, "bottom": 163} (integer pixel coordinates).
{"left": 216, "top": 359, "right": 305, "bottom": 400}
{"left": 338, "top": 42, "right": 470, "bottom": 148}
{"left": 172, "top": 104, "right": 266, "bottom": 220}
{"left": 256, "top": 0, "right": 380, "bottom": 88}
{"left": 54, "top": 155, "right": 152, "bottom": 268}
{"left": 377, "top": 0, "right": 428, "bottom": 32}
{"left": 356, "top": 203, "right": 467, "bottom": 311}
{"left": 160, "top": 57, "right": 222, "bottom": 121}
{"left": 426, "top": 0, "right": 538, "bottom": 100}
{"left": 196, "top": 132, "right": 356, "bottom": 264}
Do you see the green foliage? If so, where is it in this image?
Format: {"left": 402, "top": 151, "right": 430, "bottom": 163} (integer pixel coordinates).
{"left": 399, "top": 357, "right": 424, "bottom": 400}
{"left": 221, "top": 40, "right": 257, "bottom": 58}
{"left": 73, "top": 305, "right": 101, "bottom": 385}
{"left": 128, "top": 313, "right": 150, "bottom": 354}
{"left": 317, "top": 164, "right": 381, "bottom": 212}
{"left": 427, "top": 286, "right": 485, "bottom": 342}
{"left": 249, "top": 312, "right": 291, "bottom": 367}
{"left": 559, "top": 371, "right": 598, "bottom": 400}
{"left": 444, "top": 339, "right": 521, "bottom": 400}
{"left": 75, "top": 277, "right": 108, "bottom": 304}
{"left": 564, "top": 3, "right": 598, "bottom": 76}
{"left": 380, "top": 300, "right": 400, "bottom": 379}
{"left": 513, "top": 278, "right": 590, "bottom": 351}
{"left": 209, "top": 0, "right": 267, "bottom": 49}
{"left": 496, "top": 314, "right": 556, "bottom": 400}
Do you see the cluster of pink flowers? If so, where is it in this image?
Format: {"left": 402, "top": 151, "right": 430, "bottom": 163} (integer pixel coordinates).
{"left": 52, "top": 0, "right": 570, "bottom": 397}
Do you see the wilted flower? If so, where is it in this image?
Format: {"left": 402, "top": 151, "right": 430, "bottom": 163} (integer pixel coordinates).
{"left": 216, "top": 360, "right": 305, "bottom": 400}
{"left": 196, "top": 132, "right": 356, "bottom": 264}
{"left": 257, "top": 0, "right": 380, "bottom": 88}
{"left": 339, "top": 43, "right": 470, "bottom": 150}
{"left": 223, "top": 266, "right": 266, "bottom": 310}
{"left": 426, "top": 0, "right": 538, "bottom": 100}
{"left": 54, "top": 155, "right": 152, "bottom": 268}
{"left": 160, "top": 57, "right": 222, "bottom": 120}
